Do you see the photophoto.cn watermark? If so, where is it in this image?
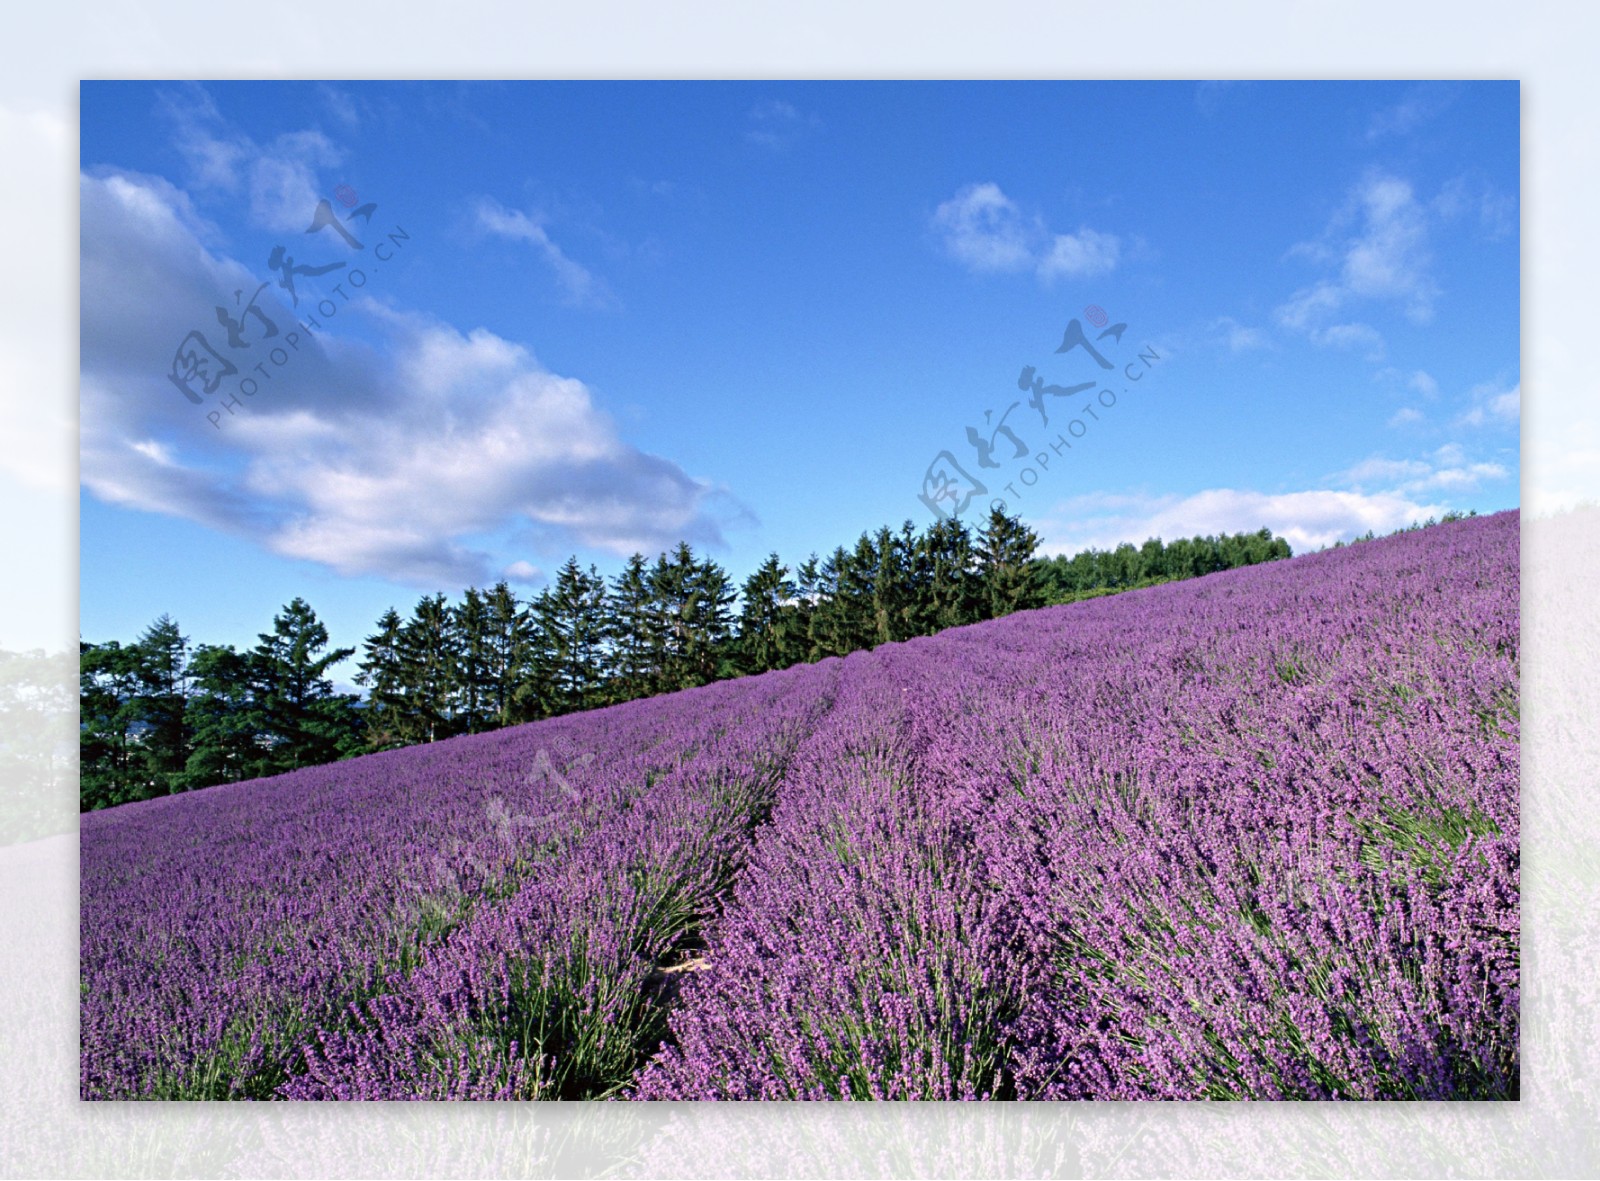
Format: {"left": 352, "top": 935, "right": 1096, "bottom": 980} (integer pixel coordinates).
{"left": 393, "top": 747, "right": 592, "bottom": 919}
{"left": 163, "top": 184, "right": 412, "bottom": 429}
{"left": 918, "top": 304, "right": 1163, "bottom": 520}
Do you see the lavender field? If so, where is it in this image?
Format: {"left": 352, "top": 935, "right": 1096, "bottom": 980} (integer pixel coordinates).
{"left": 80, "top": 512, "right": 1519, "bottom": 1101}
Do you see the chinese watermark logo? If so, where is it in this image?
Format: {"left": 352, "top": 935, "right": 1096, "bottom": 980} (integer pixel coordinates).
{"left": 918, "top": 305, "right": 1162, "bottom": 520}
{"left": 164, "top": 189, "right": 412, "bottom": 429}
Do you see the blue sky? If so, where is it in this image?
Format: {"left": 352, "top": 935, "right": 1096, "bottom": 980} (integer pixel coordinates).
{"left": 79, "top": 80, "right": 1519, "bottom": 678}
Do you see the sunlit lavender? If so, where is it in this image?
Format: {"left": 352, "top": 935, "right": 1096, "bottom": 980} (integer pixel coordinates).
{"left": 81, "top": 512, "right": 1518, "bottom": 1100}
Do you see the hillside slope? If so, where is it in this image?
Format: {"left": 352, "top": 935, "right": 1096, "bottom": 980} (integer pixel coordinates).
{"left": 81, "top": 510, "right": 1519, "bottom": 1100}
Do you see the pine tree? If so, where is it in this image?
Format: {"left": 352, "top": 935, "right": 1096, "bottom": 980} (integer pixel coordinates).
{"left": 736, "top": 553, "right": 798, "bottom": 676}
{"left": 251, "top": 598, "right": 361, "bottom": 770}
{"left": 453, "top": 587, "right": 497, "bottom": 735}
{"left": 977, "top": 509, "right": 1045, "bottom": 619}
{"left": 606, "top": 554, "right": 657, "bottom": 702}
{"left": 355, "top": 607, "right": 408, "bottom": 750}
{"left": 397, "top": 593, "right": 459, "bottom": 743}
{"left": 485, "top": 581, "right": 538, "bottom": 725}
{"left": 132, "top": 615, "right": 191, "bottom": 793}
{"left": 181, "top": 643, "right": 270, "bottom": 788}
{"left": 536, "top": 557, "right": 610, "bottom": 712}
{"left": 78, "top": 640, "right": 145, "bottom": 809}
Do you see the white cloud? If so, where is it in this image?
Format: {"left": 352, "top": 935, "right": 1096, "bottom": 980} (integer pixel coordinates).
{"left": 79, "top": 170, "right": 742, "bottom": 590}
{"left": 1434, "top": 175, "right": 1518, "bottom": 240}
{"left": 1274, "top": 281, "right": 1344, "bottom": 332}
{"left": 1035, "top": 487, "right": 1452, "bottom": 557}
{"left": 1274, "top": 171, "right": 1441, "bottom": 350}
{"left": 1367, "top": 83, "right": 1460, "bottom": 141}
{"left": 1340, "top": 456, "right": 1433, "bottom": 486}
{"left": 1388, "top": 407, "right": 1425, "bottom": 427}
{"left": 475, "top": 198, "right": 615, "bottom": 310}
{"left": 931, "top": 182, "right": 1121, "bottom": 283}
{"left": 1339, "top": 444, "right": 1507, "bottom": 495}
{"left": 1210, "top": 316, "right": 1269, "bottom": 352}
{"left": 1408, "top": 370, "right": 1439, "bottom": 398}
{"left": 1035, "top": 437, "right": 1513, "bottom": 557}
{"left": 502, "top": 560, "right": 544, "bottom": 584}
{"left": 930, "top": 183, "right": 1035, "bottom": 273}
{"left": 318, "top": 85, "right": 361, "bottom": 131}
{"left": 745, "top": 100, "right": 822, "bottom": 149}
{"left": 1460, "top": 381, "right": 1521, "bottom": 428}
{"left": 1340, "top": 175, "right": 1436, "bottom": 317}
{"left": 160, "top": 86, "right": 342, "bottom": 233}
{"left": 1038, "top": 227, "right": 1121, "bottom": 279}
{"left": 1310, "top": 322, "right": 1386, "bottom": 358}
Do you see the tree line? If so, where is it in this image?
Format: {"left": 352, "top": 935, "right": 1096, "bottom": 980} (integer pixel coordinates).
{"left": 79, "top": 510, "right": 1292, "bottom": 810}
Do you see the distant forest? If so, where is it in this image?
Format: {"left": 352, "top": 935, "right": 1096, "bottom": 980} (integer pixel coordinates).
{"left": 79, "top": 510, "right": 1294, "bottom": 811}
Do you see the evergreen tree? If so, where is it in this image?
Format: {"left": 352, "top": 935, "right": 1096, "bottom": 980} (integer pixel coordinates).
{"left": 485, "top": 581, "right": 538, "bottom": 725}
{"left": 397, "top": 593, "right": 459, "bottom": 742}
{"left": 250, "top": 598, "right": 361, "bottom": 770}
{"left": 918, "top": 517, "right": 981, "bottom": 632}
{"left": 736, "top": 553, "right": 798, "bottom": 676}
{"left": 977, "top": 509, "right": 1045, "bottom": 619}
{"left": 686, "top": 553, "right": 737, "bottom": 685}
{"left": 871, "top": 524, "right": 917, "bottom": 645}
{"left": 181, "top": 643, "right": 271, "bottom": 789}
{"left": 355, "top": 607, "right": 408, "bottom": 750}
{"left": 536, "top": 557, "right": 610, "bottom": 712}
{"left": 606, "top": 555, "right": 658, "bottom": 702}
{"left": 453, "top": 587, "right": 497, "bottom": 734}
{"left": 132, "top": 615, "right": 191, "bottom": 792}
{"left": 809, "top": 546, "right": 856, "bottom": 659}
{"left": 78, "top": 640, "right": 145, "bottom": 810}
{"left": 793, "top": 555, "right": 822, "bottom": 662}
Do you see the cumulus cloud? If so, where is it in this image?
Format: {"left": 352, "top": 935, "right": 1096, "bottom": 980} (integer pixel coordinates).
{"left": 475, "top": 197, "right": 615, "bottom": 309}
{"left": 931, "top": 182, "right": 1120, "bottom": 282}
{"left": 1460, "top": 381, "right": 1521, "bottom": 428}
{"left": 1339, "top": 444, "right": 1507, "bottom": 495}
{"left": 1037, "top": 227, "right": 1121, "bottom": 279}
{"left": 744, "top": 100, "right": 822, "bottom": 150}
{"left": 1408, "top": 370, "right": 1439, "bottom": 398}
{"left": 80, "top": 170, "right": 743, "bottom": 590}
{"left": 1366, "top": 83, "right": 1460, "bottom": 141}
{"left": 1210, "top": 316, "right": 1269, "bottom": 353}
{"left": 930, "top": 183, "right": 1034, "bottom": 273}
{"left": 1035, "top": 487, "right": 1454, "bottom": 557}
{"left": 1275, "top": 171, "right": 1442, "bottom": 352}
{"left": 159, "top": 85, "right": 342, "bottom": 234}
{"left": 1035, "top": 438, "right": 1512, "bottom": 556}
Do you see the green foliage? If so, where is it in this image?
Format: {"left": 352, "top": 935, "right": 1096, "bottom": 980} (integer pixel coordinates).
{"left": 1033, "top": 526, "right": 1293, "bottom": 604}
{"left": 82, "top": 512, "right": 1304, "bottom": 809}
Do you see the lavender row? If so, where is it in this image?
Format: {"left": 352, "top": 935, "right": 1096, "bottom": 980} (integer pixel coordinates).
{"left": 282, "top": 658, "right": 842, "bottom": 1099}
{"left": 633, "top": 645, "right": 1029, "bottom": 1099}
{"left": 634, "top": 511, "right": 1518, "bottom": 1099}
{"left": 80, "top": 661, "right": 835, "bottom": 1099}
